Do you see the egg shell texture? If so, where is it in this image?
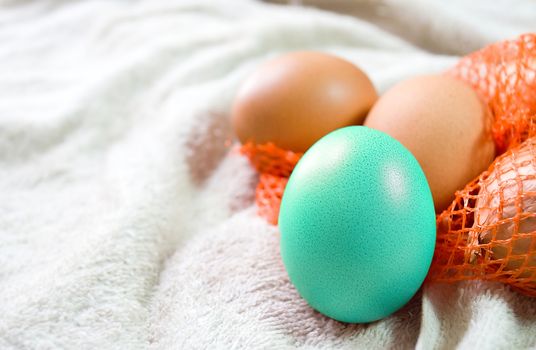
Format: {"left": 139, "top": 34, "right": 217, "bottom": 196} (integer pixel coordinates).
{"left": 364, "top": 75, "right": 495, "bottom": 212}
{"left": 232, "top": 51, "right": 377, "bottom": 152}
{"left": 279, "top": 126, "right": 436, "bottom": 323}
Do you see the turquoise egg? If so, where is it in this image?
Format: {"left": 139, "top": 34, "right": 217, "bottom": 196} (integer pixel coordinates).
{"left": 279, "top": 126, "right": 436, "bottom": 323}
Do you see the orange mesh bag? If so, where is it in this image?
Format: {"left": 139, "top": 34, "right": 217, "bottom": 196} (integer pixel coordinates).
{"left": 240, "top": 142, "right": 302, "bottom": 224}
{"left": 430, "top": 138, "right": 536, "bottom": 294}
{"left": 447, "top": 33, "right": 536, "bottom": 153}
{"left": 429, "top": 34, "right": 536, "bottom": 295}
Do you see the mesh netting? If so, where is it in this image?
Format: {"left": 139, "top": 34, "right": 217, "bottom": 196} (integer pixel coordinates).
{"left": 447, "top": 33, "right": 536, "bottom": 154}
{"left": 240, "top": 142, "right": 302, "bottom": 224}
{"left": 256, "top": 173, "right": 289, "bottom": 225}
{"left": 429, "top": 34, "right": 536, "bottom": 294}
{"left": 239, "top": 33, "right": 536, "bottom": 295}
{"left": 429, "top": 138, "right": 536, "bottom": 295}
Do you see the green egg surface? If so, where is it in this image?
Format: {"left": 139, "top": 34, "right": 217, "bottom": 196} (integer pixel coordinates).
{"left": 279, "top": 126, "right": 436, "bottom": 323}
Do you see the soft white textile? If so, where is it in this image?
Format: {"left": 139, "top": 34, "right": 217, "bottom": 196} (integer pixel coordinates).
{"left": 0, "top": 1, "right": 535, "bottom": 349}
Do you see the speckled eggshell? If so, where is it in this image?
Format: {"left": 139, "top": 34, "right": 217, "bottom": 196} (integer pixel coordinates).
{"left": 279, "top": 126, "right": 436, "bottom": 323}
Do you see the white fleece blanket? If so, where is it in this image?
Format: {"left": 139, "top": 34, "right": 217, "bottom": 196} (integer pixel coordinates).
{"left": 0, "top": 0, "right": 535, "bottom": 349}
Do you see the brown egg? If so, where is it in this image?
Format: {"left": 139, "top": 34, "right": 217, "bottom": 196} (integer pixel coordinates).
{"left": 365, "top": 75, "right": 495, "bottom": 212}
{"left": 231, "top": 51, "right": 377, "bottom": 152}
{"left": 473, "top": 139, "right": 536, "bottom": 276}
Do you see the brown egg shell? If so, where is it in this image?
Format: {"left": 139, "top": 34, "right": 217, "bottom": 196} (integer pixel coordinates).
{"left": 232, "top": 51, "right": 378, "bottom": 152}
{"left": 474, "top": 139, "right": 536, "bottom": 276}
{"left": 365, "top": 74, "right": 496, "bottom": 212}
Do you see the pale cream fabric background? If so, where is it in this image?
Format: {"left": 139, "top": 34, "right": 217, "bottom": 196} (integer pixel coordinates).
{"left": 0, "top": 1, "right": 535, "bottom": 349}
